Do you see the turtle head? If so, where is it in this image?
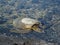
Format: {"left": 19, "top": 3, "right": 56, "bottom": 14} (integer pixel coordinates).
{"left": 31, "top": 24, "right": 44, "bottom": 33}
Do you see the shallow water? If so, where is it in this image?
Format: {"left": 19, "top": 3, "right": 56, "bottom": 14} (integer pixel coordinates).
{"left": 0, "top": 0, "right": 60, "bottom": 43}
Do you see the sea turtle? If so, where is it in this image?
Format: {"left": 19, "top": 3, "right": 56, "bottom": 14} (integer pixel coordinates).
{"left": 10, "top": 18, "right": 43, "bottom": 33}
